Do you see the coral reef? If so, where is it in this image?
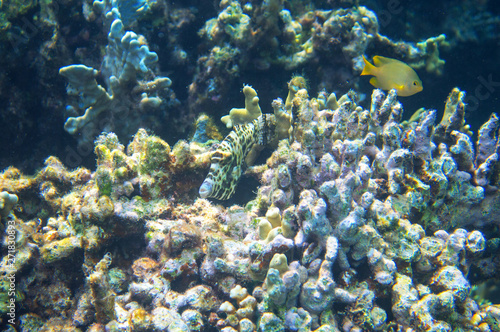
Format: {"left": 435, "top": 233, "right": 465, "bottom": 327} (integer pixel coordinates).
{"left": 190, "top": 2, "right": 450, "bottom": 113}
{"left": 3, "top": 76, "right": 500, "bottom": 331}
{"left": 1, "top": 0, "right": 498, "bottom": 172}
{"left": 2, "top": 0, "right": 500, "bottom": 331}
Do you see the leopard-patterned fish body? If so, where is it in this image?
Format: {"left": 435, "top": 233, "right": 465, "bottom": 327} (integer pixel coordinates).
{"left": 199, "top": 114, "right": 276, "bottom": 200}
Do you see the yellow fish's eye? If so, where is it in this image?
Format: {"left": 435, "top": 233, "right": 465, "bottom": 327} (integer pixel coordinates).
{"left": 413, "top": 81, "right": 419, "bottom": 86}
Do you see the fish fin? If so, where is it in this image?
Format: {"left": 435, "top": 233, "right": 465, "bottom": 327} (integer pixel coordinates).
{"left": 369, "top": 77, "right": 380, "bottom": 88}
{"left": 361, "top": 55, "right": 376, "bottom": 76}
{"left": 395, "top": 85, "right": 409, "bottom": 96}
{"left": 373, "top": 55, "right": 403, "bottom": 66}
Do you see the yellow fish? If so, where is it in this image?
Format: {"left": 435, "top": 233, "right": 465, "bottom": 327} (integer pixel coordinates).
{"left": 361, "top": 55, "right": 423, "bottom": 96}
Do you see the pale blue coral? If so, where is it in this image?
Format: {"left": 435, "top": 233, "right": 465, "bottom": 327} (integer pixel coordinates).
{"left": 60, "top": 15, "right": 171, "bottom": 144}
{"left": 93, "top": 0, "right": 152, "bottom": 26}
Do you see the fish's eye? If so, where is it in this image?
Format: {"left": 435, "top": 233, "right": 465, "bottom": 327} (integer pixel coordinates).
{"left": 413, "top": 81, "right": 418, "bottom": 86}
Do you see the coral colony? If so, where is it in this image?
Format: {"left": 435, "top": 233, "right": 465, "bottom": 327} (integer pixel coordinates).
{"left": 1, "top": 0, "right": 500, "bottom": 332}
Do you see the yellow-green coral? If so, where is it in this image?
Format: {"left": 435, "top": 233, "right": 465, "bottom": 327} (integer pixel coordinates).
{"left": 285, "top": 75, "right": 308, "bottom": 110}
{"left": 438, "top": 87, "right": 472, "bottom": 135}
{"left": 258, "top": 206, "right": 295, "bottom": 243}
{"left": 0, "top": 0, "right": 37, "bottom": 31}
{"left": 40, "top": 236, "right": 83, "bottom": 264}
{"left": 88, "top": 252, "right": 115, "bottom": 324}
{"left": 272, "top": 97, "right": 293, "bottom": 143}
{"left": 414, "top": 34, "right": 448, "bottom": 75}
{"left": 139, "top": 135, "right": 171, "bottom": 174}
{"left": 268, "top": 253, "right": 288, "bottom": 275}
{"left": 221, "top": 85, "right": 262, "bottom": 128}
{"left": 199, "top": 0, "right": 251, "bottom": 44}
{"left": 94, "top": 133, "right": 137, "bottom": 197}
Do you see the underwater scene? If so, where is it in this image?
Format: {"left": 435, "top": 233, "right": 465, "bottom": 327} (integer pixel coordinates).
{"left": 1, "top": 0, "right": 500, "bottom": 331}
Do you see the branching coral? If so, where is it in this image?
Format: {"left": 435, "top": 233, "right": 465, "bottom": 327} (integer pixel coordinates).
{"left": 60, "top": 11, "right": 174, "bottom": 146}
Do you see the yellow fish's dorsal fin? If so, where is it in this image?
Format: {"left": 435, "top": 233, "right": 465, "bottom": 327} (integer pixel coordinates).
{"left": 361, "top": 55, "right": 376, "bottom": 76}
{"left": 373, "top": 55, "right": 401, "bottom": 66}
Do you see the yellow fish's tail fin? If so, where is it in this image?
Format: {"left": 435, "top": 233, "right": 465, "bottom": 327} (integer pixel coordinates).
{"left": 361, "top": 55, "right": 376, "bottom": 76}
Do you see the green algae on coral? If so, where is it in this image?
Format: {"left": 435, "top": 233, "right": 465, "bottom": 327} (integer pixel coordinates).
{"left": 0, "top": 0, "right": 37, "bottom": 31}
